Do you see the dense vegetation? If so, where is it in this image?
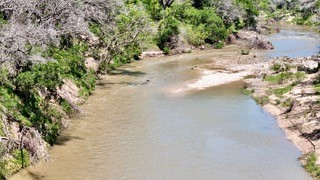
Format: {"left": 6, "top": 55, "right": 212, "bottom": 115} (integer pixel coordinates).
{"left": 259, "top": 0, "right": 320, "bottom": 26}
{"left": 0, "top": 0, "right": 319, "bottom": 178}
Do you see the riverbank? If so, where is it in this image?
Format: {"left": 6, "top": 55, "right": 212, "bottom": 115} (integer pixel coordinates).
{"left": 245, "top": 55, "right": 320, "bottom": 177}
{"left": 180, "top": 47, "right": 320, "bottom": 177}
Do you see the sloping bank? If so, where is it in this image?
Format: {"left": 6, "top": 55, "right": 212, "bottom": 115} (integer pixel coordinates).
{"left": 0, "top": 44, "right": 96, "bottom": 178}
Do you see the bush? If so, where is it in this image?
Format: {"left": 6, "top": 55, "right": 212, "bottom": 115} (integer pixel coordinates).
{"left": 240, "top": 49, "right": 250, "bottom": 55}
{"left": 183, "top": 7, "right": 227, "bottom": 44}
{"left": 214, "top": 42, "right": 224, "bottom": 49}
{"left": 156, "top": 15, "right": 180, "bottom": 51}
{"left": 141, "top": 0, "right": 163, "bottom": 20}
{"left": 304, "top": 153, "right": 320, "bottom": 178}
{"left": 185, "top": 24, "right": 208, "bottom": 46}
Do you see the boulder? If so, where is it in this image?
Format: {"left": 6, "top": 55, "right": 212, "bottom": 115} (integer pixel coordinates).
{"left": 57, "top": 79, "right": 84, "bottom": 105}
{"left": 237, "top": 30, "right": 259, "bottom": 40}
{"left": 251, "top": 37, "right": 275, "bottom": 50}
{"left": 85, "top": 57, "right": 99, "bottom": 72}
{"left": 237, "top": 30, "right": 274, "bottom": 50}
{"left": 226, "top": 34, "right": 237, "bottom": 44}
{"left": 140, "top": 51, "right": 164, "bottom": 58}
{"left": 297, "top": 61, "right": 320, "bottom": 74}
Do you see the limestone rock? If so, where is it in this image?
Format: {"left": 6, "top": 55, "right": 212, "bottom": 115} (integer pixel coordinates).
{"left": 85, "top": 57, "right": 99, "bottom": 72}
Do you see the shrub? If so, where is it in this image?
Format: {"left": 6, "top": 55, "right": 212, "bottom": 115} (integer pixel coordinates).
{"left": 183, "top": 7, "right": 227, "bottom": 44}
{"left": 141, "top": 0, "right": 163, "bottom": 20}
{"left": 240, "top": 49, "right": 250, "bottom": 55}
{"left": 156, "top": 15, "right": 180, "bottom": 51}
{"left": 185, "top": 24, "right": 208, "bottom": 46}
{"left": 304, "top": 153, "right": 320, "bottom": 178}
{"left": 214, "top": 42, "right": 224, "bottom": 49}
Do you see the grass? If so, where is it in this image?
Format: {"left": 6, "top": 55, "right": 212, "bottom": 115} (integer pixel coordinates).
{"left": 304, "top": 153, "right": 320, "bottom": 179}
{"left": 241, "top": 88, "right": 254, "bottom": 95}
{"left": 264, "top": 72, "right": 293, "bottom": 84}
{"left": 273, "top": 85, "right": 292, "bottom": 97}
{"left": 271, "top": 63, "right": 291, "bottom": 72}
{"left": 314, "top": 83, "right": 320, "bottom": 94}
{"left": 253, "top": 95, "right": 269, "bottom": 105}
{"left": 264, "top": 72, "right": 305, "bottom": 84}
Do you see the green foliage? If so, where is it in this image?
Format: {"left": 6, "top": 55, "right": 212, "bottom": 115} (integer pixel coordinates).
{"left": 13, "top": 149, "right": 30, "bottom": 168}
{"left": 214, "top": 42, "right": 224, "bottom": 49}
{"left": 234, "top": 0, "right": 259, "bottom": 27}
{"left": 0, "top": 149, "right": 30, "bottom": 179}
{"left": 281, "top": 98, "right": 293, "bottom": 107}
{"left": 258, "top": 0, "right": 272, "bottom": 11}
{"left": 0, "top": 87, "right": 31, "bottom": 127}
{"left": 241, "top": 88, "right": 254, "bottom": 95}
{"left": 313, "top": 77, "right": 320, "bottom": 94}
{"left": 0, "top": 42, "right": 96, "bottom": 145}
{"left": 271, "top": 63, "right": 282, "bottom": 71}
{"left": 141, "top": 0, "right": 163, "bottom": 20}
{"left": 17, "top": 62, "right": 63, "bottom": 92}
{"left": 0, "top": 120, "right": 4, "bottom": 137}
{"left": 273, "top": 85, "right": 293, "bottom": 97}
{"left": 253, "top": 95, "right": 269, "bottom": 105}
{"left": 157, "top": 15, "right": 180, "bottom": 51}
{"left": 183, "top": 7, "right": 227, "bottom": 44}
{"left": 271, "top": 63, "right": 291, "bottom": 72}
{"left": 0, "top": 11, "right": 7, "bottom": 26}
{"left": 0, "top": 68, "right": 14, "bottom": 89}
{"left": 304, "top": 153, "right": 320, "bottom": 178}
{"left": 89, "top": 23, "right": 103, "bottom": 38}
{"left": 59, "top": 99, "right": 73, "bottom": 115}
{"left": 264, "top": 72, "right": 305, "bottom": 84}
{"left": 240, "top": 49, "right": 250, "bottom": 55}
{"left": 185, "top": 24, "right": 208, "bottom": 46}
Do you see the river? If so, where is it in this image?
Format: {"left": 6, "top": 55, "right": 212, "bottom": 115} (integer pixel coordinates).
{"left": 10, "top": 26, "right": 319, "bottom": 179}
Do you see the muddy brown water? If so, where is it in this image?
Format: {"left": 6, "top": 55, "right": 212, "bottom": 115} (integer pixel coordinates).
{"left": 10, "top": 27, "right": 317, "bottom": 179}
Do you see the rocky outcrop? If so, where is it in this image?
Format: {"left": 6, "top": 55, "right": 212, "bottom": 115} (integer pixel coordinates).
{"left": 297, "top": 61, "right": 320, "bottom": 74}
{"left": 237, "top": 30, "right": 274, "bottom": 50}
{"left": 140, "top": 51, "right": 164, "bottom": 58}
{"left": 57, "top": 79, "right": 84, "bottom": 106}
{"left": 226, "top": 34, "right": 237, "bottom": 44}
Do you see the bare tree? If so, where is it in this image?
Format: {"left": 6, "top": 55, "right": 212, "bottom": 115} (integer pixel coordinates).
{"left": 0, "top": 0, "right": 89, "bottom": 73}
{"left": 93, "top": 5, "right": 152, "bottom": 72}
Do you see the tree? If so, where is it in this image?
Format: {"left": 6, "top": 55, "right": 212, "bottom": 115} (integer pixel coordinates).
{"left": 158, "top": 0, "right": 175, "bottom": 9}
{"left": 0, "top": 0, "right": 89, "bottom": 74}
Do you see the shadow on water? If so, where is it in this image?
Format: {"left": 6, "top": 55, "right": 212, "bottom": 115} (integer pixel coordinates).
{"left": 96, "top": 81, "right": 133, "bottom": 87}
{"left": 55, "top": 135, "right": 84, "bottom": 146}
{"left": 109, "top": 69, "right": 146, "bottom": 77}
{"left": 25, "top": 170, "right": 45, "bottom": 180}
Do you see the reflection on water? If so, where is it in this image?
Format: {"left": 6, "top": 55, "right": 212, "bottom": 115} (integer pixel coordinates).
{"left": 10, "top": 26, "right": 316, "bottom": 180}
